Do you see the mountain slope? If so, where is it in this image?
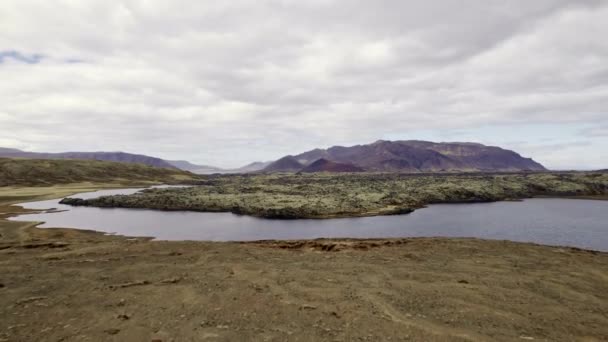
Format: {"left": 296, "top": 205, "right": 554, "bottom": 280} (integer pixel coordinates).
{"left": 233, "top": 161, "right": 272, "bottom": 173}
{"left": 0, "top": 148, "right": 177, "bottom": 169}
{"left": 0, "top": 158, "right": 196, "bottom": 186}
{"left": 263, "top": 156, "right": 303, "bottom": 172}
{"left": 395, "top": 140, "right": 546, "bottom": 171}
{"left": 166, "top": 160, "right": 224, "bottom": 174}
{"left": 290, "top": 140, "right": 546, "bottom": 172}
{"left": 301, "top": 158, "right": 364, "bottom": 173}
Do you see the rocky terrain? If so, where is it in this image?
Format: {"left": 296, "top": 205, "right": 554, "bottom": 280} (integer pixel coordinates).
{"left": 60, "top": 172, "right": 608, "bottom": 219}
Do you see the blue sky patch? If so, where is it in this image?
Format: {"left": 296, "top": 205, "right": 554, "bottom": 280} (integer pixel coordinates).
{"left": 0, "top": 50, "right": 44, "bottom": 64}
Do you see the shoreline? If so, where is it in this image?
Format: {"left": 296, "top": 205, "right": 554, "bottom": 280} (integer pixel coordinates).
{"left": 0, "top": 184, "right": 606, "bottom": 254}
{"left": 2, "top": 183, "right": 608, "bottom": 340}
{"left": 57, "top": 172, "right": 608, "bottom": 219}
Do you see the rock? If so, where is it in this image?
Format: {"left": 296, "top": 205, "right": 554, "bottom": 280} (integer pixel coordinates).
{"left": 160, "top": 277, "right": 181, "bottom": 284}
{"left": 458, "top": 279, "right": 469, "bottom": 284}
{"left": 59, "top": 198, "right": 88, "bottom": 206}
{"left": 117, "top": 314, "right": 130, "bottom": 320}
{"left": 104, "top": 328, "right": 120, "bottom": 335}
{"left": 300, "top": 304, "right": 317, "bottom": 310}
{"left": 16, "top": 296, "right": 47, "bottom": 305}
{"left": 109, "top": 280, "right": 150, "bottom": 289}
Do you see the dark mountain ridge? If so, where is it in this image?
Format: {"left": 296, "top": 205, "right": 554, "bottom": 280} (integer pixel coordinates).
{"left": 0, "top": 148, "right": 177, "bottom": 169}
{"left": 276, "top": 140, "right": 546, "bottom": 173}
{"left": 263, "top": 156, "right": 304, "bottom": 172}
{"left": 0, "top": 147, "right": 272, "bottom": 174}
{"left": 300, "top": 158, "right": 365, "bottom": 173}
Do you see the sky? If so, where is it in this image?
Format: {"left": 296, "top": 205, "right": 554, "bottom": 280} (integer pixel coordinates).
{"left": 1, "top": 1, "right": 607, "bottom": 169}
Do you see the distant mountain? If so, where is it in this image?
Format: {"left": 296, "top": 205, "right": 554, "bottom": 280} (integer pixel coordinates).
{"left": 0, "top": 148, "right": 177, "bottom": 169}
{"left": 171, "top": 161, "right": 272, "bottom": 174}
{"left": 263, "top": 156, "right": 304, "bottom": 172}
{"left": 268, "top": 140, "right": 546, "bottom": 173}
{"left": 0, "top": 158, "right": 196, "bottom": 187}
{"left": 0, "top": 147, "right": 23, "bottom": 153}
{"left": 166, "top": 160, "right": 224, "bottom": 174}
{"left": 301, "top": 158, "right": 364, "bottom": 173}
{"left": 233, "top": 161, "right": 272, "bottom": 173}
{"left": 165, "top": 160, "right": 204, "bottom": 171}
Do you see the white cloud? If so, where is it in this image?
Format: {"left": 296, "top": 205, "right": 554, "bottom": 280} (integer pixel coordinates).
{"left": 0, "top": 0, "right": 606, "bottom": 168}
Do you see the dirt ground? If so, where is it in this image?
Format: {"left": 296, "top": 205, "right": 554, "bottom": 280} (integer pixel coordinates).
{"left": 1, "top": 185, "right": 608, "bottom": 341}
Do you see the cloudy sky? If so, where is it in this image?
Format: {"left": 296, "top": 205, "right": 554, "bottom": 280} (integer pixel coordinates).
{"left": 1, "top": 1, "right": 607, "bottom": 169}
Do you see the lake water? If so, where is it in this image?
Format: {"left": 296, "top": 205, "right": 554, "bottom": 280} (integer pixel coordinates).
{"left": 9, "top": 187, "right": 608, "bottom": 251}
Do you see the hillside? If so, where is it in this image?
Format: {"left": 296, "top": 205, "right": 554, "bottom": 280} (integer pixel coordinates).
{"left": 0, "top": 148, "right": 177, "bottom": 169}
{"left": 232, "top": 161, "right": 272, "bottom": 173}
{"left": 288, "top": 140, "right": 546, "bottom": 172}
{"left": 166, "top": 160, "right": 224, "bottom": 174}
{"left": 0, "top": 158, "right": 197, "bottom": 186}
{"left": 263, "top": 156, "right": 303, "bottom": 172}
{"left": 300, "top": 158, "right": 364, "bottom": 173}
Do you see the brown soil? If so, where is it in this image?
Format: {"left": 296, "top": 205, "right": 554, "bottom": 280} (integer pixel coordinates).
{"left": 1, "top": 185, "right": 607, "bottom": 341}
{"left": 1, "top": 232, "right": 608, "bottom": 341}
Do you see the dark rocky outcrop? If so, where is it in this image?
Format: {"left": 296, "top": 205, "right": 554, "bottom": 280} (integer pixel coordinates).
{"left": 59, "top": 198, "right": 88, "bottom": 206}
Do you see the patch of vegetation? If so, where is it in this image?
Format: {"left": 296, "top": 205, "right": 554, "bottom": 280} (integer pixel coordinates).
{"left": 61, "top": 172, "right": 608, "bottom": 219}
{"left": 0, "top": 158, "right": 198, "bottom": 187}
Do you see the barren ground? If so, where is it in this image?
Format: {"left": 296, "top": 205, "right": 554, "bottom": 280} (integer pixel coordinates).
{"left": 1, "top": 185, "right": 607, "bottom": 341}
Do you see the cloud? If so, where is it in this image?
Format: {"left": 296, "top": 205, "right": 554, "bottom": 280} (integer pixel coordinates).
{"left": 582, "top": 124, "right": 608, "bottom": 137}
{"left": 0, "top": 0, "right": 606, "bottom": 168}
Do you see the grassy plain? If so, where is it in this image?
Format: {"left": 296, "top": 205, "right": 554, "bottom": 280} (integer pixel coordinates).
{"left": 0, "top": 158, "right": 197, "bottom": 187}
{"left": 62, "top": 172, "right": 608, "bottom": 218}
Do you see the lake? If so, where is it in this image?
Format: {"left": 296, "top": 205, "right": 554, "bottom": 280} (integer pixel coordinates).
{"left": 9, "top": 187, "right": 608, "bottom": 251}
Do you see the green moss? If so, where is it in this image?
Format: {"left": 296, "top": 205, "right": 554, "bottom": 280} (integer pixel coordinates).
{"left": 60, "top": 172, "right": 608, "bottom": 219}
{"left": 0, "top": 158, "right": 198, "bottom": 186}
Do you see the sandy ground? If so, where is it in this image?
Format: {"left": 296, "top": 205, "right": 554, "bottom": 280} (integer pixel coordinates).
{"left": 1, "top": 185, "right": 608, "bottom": 341}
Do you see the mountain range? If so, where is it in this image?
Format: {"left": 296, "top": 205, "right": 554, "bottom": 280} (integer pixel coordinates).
{"left": 300, "top": 158, "right": 365, "bottom": 173}
{"left": 0, "top": 148, "right": 269, "bottom": 174}
{"left": 0, "top": 140, "right": 546, "bottom": 174}
{"left": 262, "top": 140, "right": 546, "bottom": 173}
{"left": 0, "top": 148, "right": 177, "bottom": 169}
{"left": 164, "top": 160, "right": 225, "bottom": 174}
{"left": 164, "top": 160, "right": 272, "bottom": 174}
